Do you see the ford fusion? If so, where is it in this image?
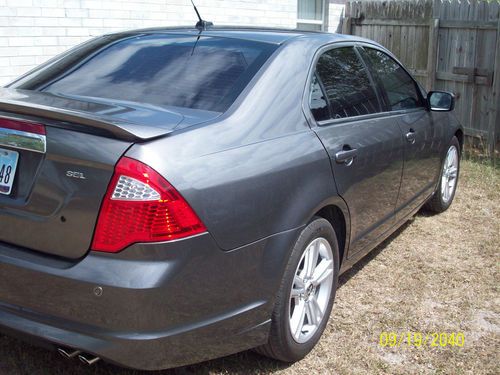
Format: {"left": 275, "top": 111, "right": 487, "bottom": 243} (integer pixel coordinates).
{"left": 0, "top": 27, "right": 462, "bottom": 370}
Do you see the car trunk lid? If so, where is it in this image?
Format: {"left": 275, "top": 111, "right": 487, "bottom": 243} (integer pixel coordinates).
{"left": 0, "top": 88, "right": 219, "bottom": 259}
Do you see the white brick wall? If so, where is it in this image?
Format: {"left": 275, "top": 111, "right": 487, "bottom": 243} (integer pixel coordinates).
{"left": 0, "top": 0, "right": 344, "bottom": 85}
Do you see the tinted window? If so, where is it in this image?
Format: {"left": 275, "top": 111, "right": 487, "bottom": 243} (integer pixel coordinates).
{"left": 315, "top": 47, "right": 380, "bottom": 119}
{"left": 14, "top": 34, "right": 277, "bottom": 112}
{"left": 309, "top": 74, "right": 330, "bottom": 121}
{"left": 362, "top": 48, "right": 424, "bottom": 111}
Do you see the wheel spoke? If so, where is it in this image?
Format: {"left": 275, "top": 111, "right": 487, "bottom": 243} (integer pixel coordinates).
{"left": 294, "top": 275, "right": 305, "bottom": 289}
{"left": 304, "top": 241, "right": 319, "bottom": 278}
{"left": 311, "top": 259, "right": 333, "bottom": 286}
{"left": 306, "top": 297, "right": 322, "bottom": 327}
{"left": 290, "top": 301, "right": 306, "bottom": 340}
{"left": 291, "top": 276, "right": 305, "bottom": 298}
{"left": 306, "top": 302, "right": 318, "bottom": 326}
{"left": 310, "top": 296, "right": 324, "bottom": 323}
{"left": 449, "top": 167, "right": 457, "bottom": 179}
{"left": 451, "top": 149, "right": 457, "bottom": 166}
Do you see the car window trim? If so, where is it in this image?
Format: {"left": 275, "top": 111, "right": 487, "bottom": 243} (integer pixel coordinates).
{"left": 316, "top": 107, "right": 427, "bottom": 127}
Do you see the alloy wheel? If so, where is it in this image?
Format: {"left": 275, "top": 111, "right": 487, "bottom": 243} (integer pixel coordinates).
{"left": 441, "top": 145, "right": 459, "bottom": 203}
{"left": 289, "top": 237, "right": 334, "bottom": 344}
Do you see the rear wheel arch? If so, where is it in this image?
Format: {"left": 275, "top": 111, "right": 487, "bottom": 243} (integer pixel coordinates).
{"left": 314, "top": 204, "right": 348, "bottom": 268}
{"left": 256, "top": 216, "right": 340, "bottom": 362}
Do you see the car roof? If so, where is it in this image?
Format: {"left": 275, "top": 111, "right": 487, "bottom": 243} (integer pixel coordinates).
{"left": 112, "top": 26, "right": 362, "bottom": 45}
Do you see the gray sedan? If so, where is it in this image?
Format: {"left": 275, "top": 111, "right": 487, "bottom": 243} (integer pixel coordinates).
{"left": 0, "top": 27, "right": 461, "bottom": 370}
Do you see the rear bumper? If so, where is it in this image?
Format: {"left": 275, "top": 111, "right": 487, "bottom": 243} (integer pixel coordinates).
{"left": 0, "top": 228, "right": 300, "bottom": 370}
{"left": 0, "top": 299, "right": 271, "bottom": 370}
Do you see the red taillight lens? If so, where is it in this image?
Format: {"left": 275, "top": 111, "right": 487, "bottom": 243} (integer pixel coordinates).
{"left": 0, "top": 117, "right": 46, "bottom": 135}
{"left": 91, "top": 157, "right": 206, "bottom": 253}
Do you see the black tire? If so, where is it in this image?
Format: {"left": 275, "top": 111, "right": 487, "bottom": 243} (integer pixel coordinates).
{"left": 255, "top": 217, "right": 339, "bottom": 362}
{"left": 425, "top": 136, "right": 461, "bottom": 213}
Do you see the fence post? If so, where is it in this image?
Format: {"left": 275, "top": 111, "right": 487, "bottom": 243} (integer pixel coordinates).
{"left": 426, "top": 18, "right": 439, "bottom": 91}
{"left": 342, "top": 16, "right": 352, "bottom": 35}
{"left": 488, "top": 19, "right": 500, "bottom": 163}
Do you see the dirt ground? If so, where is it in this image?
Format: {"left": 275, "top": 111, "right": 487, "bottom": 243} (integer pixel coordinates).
{"left": 0, "top": 160, "right": 498, "bottom": 375}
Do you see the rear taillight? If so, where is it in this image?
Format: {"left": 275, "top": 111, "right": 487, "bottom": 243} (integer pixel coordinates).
{"left": 91, "top": 157, "right": 206, "bottom": 253}
{"left": 0, "top": 117, "right": 46, "bottom": 135}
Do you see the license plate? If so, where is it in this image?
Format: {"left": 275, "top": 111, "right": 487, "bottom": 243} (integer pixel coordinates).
{"left": 0, "top": 148, "right": 19, "bottom": 195}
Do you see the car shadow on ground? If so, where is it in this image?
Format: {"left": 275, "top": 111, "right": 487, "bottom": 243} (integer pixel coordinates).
{"left": 337, "top": 218, "right": 414, "bottom": 288}
{"left": 0, "top": 217, "right": 418, "bottom": 375}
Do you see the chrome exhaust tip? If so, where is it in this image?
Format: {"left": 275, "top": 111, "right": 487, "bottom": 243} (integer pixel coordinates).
{"left": 58, "top": 348, "right": 81, "bottom": 359}
{"left": 78, "top": 354, "right": 101, "bottom": 365}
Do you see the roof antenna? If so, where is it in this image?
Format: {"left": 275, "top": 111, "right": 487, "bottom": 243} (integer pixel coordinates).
{"left": 191, "top": 0, "right": 213, "bottom": 31}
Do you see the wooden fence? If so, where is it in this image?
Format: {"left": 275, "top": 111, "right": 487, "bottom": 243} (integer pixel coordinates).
{"left": 342, "top": 0, "right": 500, "bottom": 158}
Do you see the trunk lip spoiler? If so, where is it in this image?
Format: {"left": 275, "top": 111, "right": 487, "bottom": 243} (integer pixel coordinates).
{"left": 0, "top": 99, "right": 174, "bottom": 143}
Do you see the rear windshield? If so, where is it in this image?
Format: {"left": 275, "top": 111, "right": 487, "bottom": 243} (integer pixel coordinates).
{"left": 11, "top": 34, "right": 278, "bottom": 112}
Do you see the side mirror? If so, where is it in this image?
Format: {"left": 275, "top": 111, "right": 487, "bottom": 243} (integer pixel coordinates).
{"left": 427, "top": 91, "right": 455, "bottom": 112}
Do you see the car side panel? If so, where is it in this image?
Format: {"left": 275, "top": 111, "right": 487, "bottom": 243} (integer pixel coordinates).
{"left": 125, "top": 37, "right": 343, "bottom": 251}
{"left": 314, "top": 116, "right": 404, "bottom": 255}
{"left": 394, "top": 109, "right": 445, "bottom": 220}
{"left": 127, "top": 128, "right": 336, "bottom": 251}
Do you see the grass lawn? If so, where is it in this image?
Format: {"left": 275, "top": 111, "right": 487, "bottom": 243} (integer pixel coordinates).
{"left": 0, "top": 160, "right": 498, "bottom": 375}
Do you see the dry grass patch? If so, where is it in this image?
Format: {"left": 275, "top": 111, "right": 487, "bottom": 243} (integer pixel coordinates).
{"left": 0, "top": 160, "right": 498, "bottom": 375}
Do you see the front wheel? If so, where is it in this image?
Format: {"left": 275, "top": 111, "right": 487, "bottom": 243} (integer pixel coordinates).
{"left": 256, "top": 217, "right": 339, "bottom": 362}
{"left": 425, "top": 136, "right": 460, "bottom": 213}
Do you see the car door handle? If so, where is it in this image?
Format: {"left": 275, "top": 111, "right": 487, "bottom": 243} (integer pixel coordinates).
{"left": 335, "top": 148, "right": 358, "bottom": 165}
{"left": 405, "top": 129, "right": 416, "bottom": 144}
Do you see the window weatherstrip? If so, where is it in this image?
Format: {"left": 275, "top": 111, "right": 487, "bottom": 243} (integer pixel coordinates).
{"left": 316, "top": 107, "right": 426, "bottom": 127}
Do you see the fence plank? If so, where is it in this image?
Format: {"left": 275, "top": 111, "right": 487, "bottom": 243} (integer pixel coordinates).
{"left": 427, "top": 18, "right": 440, "bottom": 90}
{"left": 354, "top": 19, "right": 430, "bottom": 26}
{"left": 440, "top": 20, "right": 498, "bottom": 29}
{"left": 342, "top": 16, "right": 352, "bottom": 35}
{"left": 488, "top": 18, "right": 500, "bottom": 157}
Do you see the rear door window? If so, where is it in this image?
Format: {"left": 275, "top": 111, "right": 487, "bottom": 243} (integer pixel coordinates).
{"left": 361, "top": 47, "right": 424, "bottom": 111}
{"left": 14, "top": 34, "right": 277, "bottom": 112}
{"left": 314, "top": 47, "right": 381, "bottom": 120}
